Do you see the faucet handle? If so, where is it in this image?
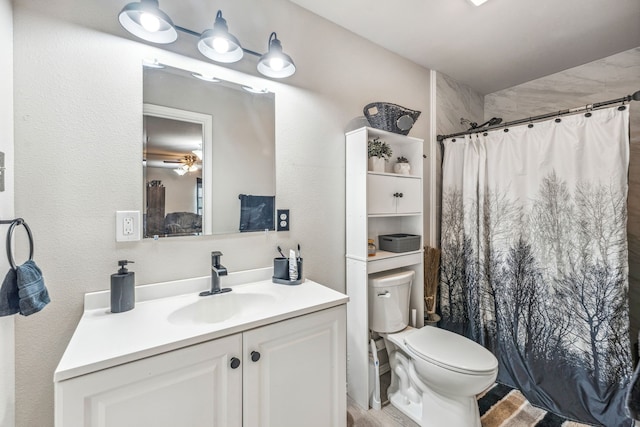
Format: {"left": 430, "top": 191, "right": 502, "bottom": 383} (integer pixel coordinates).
{"left": 211, "top": 251, "right": 223, "bottom": 265}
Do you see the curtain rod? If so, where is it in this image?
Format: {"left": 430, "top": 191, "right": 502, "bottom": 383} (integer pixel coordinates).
{"left": 436, "top": 90, "right": 640, "bottom": 142}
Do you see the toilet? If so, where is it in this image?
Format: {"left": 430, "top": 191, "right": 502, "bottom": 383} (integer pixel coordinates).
{"left": 368, "top": 269, "right": 498, "bottom": 427}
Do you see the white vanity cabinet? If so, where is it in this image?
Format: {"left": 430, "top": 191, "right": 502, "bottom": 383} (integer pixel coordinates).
{"left": 243, "top": 306, "right": 346, "bottom": 427}
{"left": 55, "top": 306, "right": 346, "bottom": 427}
{"left": 345, "top": 127, "right": 425, "bottom": 410}
{"left": 55, "top": 334, "right": 243, "bottom": 427}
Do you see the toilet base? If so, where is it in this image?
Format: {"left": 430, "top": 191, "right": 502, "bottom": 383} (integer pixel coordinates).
{"left": 388, "top": 389, "right": 422, "bottom": 425}
{"left": 382, "top": 331, "right": 484, "bottom": 427}
{"left": 387, "top": 375, "right": 482, "bottom": 427}
{"left": 420, "top": 386, "right": 482, "bottom": 427}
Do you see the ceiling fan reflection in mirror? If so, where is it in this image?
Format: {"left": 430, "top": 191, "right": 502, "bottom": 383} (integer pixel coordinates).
{"left": 163, "top": 154, "right": 200, "bottom": 175}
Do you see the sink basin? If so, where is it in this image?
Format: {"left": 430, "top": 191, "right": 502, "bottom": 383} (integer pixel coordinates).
{"left": 168, "top": 291, "right": 278, "bottom": 325}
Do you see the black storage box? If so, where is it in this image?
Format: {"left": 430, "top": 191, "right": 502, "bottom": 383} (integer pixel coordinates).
{"left": 378, "top": 234, "right": 421, "bottom": 253}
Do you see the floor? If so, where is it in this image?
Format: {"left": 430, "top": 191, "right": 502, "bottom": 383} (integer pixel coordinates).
{"left": 347, "top": 370, "right": 418, "bottom": 427}
{"left": 347, "top": 397, "right": 418, "bottom": 427}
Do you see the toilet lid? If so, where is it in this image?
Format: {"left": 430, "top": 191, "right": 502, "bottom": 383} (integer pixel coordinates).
{"left": 404, "top": 327, "right": 498, "bottom": 375}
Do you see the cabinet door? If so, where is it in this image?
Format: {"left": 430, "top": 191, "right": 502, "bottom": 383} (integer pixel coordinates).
{"left": 396, "top": 177, "right": 421, "bottom": 214}
{"left": 243, "top": 306, "right": 346, "bottom": 427}
{"left": 367, "top": 174, "right": 421, "bottom": 214}
{"left": 55, "top": 334, "right": 242, "bottom": 427}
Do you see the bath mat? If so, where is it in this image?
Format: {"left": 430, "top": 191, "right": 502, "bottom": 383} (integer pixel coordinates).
{"left": 478, "top": 383, "right": 594, "bottom": 427}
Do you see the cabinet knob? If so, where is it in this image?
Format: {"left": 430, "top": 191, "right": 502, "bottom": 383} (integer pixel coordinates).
{"left": 251, "top": 351, "right": 261, "bottom": 362}
{"left": 398, "top": 192, "right": 403, "bottom": 198}
{"left": 230, "top": 357, "right": 241, "bottom": 369}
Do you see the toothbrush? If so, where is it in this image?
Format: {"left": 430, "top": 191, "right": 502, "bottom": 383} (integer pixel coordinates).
{"left": 277, "top": 246, "right": 286, "bottom": 258}
{"left": 297, "top": 244, "right": 301, "bottom": 261}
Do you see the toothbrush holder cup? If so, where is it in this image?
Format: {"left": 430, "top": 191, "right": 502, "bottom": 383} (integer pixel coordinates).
{"left": 273, "top": 257, "right": 303, "bottom": 281}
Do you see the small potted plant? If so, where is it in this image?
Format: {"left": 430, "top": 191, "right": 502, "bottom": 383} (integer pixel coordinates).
{"left": 367, "top": 137, "right": 392, "bottom": 172}
{"left": 394, "top": 156, "right": 411, "bottom": 175}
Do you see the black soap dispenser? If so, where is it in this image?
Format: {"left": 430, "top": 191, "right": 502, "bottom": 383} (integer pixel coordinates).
{"left": 111, "top": 260, "right": 135, "bottom": 313}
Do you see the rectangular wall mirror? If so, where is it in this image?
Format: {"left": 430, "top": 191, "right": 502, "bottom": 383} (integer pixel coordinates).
{"left": 143, "top": 64, "right": 276, "bottom": 237}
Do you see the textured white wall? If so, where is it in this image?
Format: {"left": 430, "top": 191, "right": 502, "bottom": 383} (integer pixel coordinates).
{"left": 0, "top": 0, "right": 15, "bottom": 425}
{"left": 12, "top": 0, "right": 431, "bottom": 425}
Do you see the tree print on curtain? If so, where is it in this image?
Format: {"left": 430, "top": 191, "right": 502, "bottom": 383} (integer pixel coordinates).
{"left": 439, "top": 106, "right": 633, "bottom": 427}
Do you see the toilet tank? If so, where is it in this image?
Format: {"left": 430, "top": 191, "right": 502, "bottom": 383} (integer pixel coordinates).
{"left": 368, "top": 269, "right": 414, "bottom": 333}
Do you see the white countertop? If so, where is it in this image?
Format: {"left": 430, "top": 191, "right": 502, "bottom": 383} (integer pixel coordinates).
{"left": 54, "top": 268, "right": 348, "bottom": 382}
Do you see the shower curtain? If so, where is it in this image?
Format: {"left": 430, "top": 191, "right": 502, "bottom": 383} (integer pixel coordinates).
{"left": 439, "top": 106, "right": 633, "bottom": 426}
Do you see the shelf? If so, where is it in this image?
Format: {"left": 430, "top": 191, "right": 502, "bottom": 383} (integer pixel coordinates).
{"left": 346, "top": 126, "right": 423, "bottom": 145}
{"left": 367, "top": 171, "right": 421, "bottom": 180}
{"left": 345, "top": 125, "right": 424, "bottom": 410}
{"left": 366, "top": 249, "right": 422, "bottom": 262}
{"left": 367, "top": 250, "right": 423, "bottom": 274}
{"left": 368, "top": 213, "right": 422, "bottom": 218}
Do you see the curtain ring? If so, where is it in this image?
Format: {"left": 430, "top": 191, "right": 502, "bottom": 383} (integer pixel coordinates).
{"left": 6, "top": 218, "right": 34, "bottom": 270}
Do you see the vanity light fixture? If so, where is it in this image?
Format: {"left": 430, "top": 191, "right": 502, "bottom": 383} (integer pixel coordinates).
{"left": 257, "top": 33, "right": 296, "bottom": 79}
{"left": 118, "top": 0, "right": 177, "bottom": 44}
{"left": 174, "top": 168, "right": 187, "bottom": 176}
{"left": 197, "top": 11, "right": 243, "bottom": 63}
{"left": 468, "top": 0, "right": 489, "bottom": 5}
{"left": 117, "top": 3, "right": 296, "bottom": 78}
{"left": 192, "top": 149, "right": 203, "bottom": 160}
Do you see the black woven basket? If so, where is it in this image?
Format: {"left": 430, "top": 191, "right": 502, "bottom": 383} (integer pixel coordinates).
{"left": 363, "top": 102, "right": 421, "bottom": 135}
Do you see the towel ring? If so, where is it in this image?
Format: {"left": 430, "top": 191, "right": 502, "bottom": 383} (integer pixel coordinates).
{"left": 4, "top": 218, "right": 34, "bottom": 270}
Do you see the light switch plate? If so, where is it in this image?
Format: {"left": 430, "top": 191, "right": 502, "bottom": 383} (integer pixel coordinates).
{"left": 277, "top": 209, "right": 290, "bottom": 231}
{"left": 116, "top": 211, "right": 141, "bottom": 242}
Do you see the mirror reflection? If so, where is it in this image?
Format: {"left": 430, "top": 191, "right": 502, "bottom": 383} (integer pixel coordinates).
{"left": 143, "top": 64, "right": 276, "bottom": 238}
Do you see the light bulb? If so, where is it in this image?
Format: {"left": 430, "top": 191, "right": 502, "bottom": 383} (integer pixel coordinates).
{"left": 212, "top": 37, "right": 230, "bottom": 53}
{"left": 140, "top": 12, "right": 161, "bottom": 32}
{"left": 268, "top": 57, "right": 284, "bottom": 71}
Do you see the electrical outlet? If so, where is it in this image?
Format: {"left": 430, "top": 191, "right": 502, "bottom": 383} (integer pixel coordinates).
{"left": 123, "top": 217, "right": 134, "bottom": 235}
{"left": 277, "top": 209, "right": 290, "bottom": 231}
{"left": 116, "top": 211, "right": 141, "bottom": 242}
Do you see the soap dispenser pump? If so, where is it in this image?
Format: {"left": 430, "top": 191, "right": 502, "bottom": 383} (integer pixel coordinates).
{"left": 111, "top": 260, "right": 135, "bottom": 313}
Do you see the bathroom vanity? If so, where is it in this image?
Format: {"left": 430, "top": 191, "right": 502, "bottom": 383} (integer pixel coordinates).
{"left": 54, "top": 268, "right": 348, "bottom": 427}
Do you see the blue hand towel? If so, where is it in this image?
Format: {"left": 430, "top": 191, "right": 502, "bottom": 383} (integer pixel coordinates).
{"left": 0, "top": 267, "right": 20, "bottom": 316}
{"left": 16, "top": 260, "right": 50, "bottom": 316}
{"left": 238, "top": 194, "right": 275, "bottom": 232}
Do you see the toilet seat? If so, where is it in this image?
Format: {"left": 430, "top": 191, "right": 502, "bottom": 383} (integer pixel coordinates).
{"left": 404, "top": 327, "right": 498, "bottom": 375}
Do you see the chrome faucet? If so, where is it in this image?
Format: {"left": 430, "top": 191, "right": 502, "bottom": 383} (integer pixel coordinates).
{"left": 200, "top": 251, "right": 231, "bottom": 296}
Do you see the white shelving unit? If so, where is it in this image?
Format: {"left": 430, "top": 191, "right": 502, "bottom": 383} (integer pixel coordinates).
{"left": 345, "top": 126, "right": 425, "bottom": 410}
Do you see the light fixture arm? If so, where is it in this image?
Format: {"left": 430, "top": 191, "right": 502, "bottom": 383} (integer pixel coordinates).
{"left": 268, "top": 32, "right": 278, "bottom": 49}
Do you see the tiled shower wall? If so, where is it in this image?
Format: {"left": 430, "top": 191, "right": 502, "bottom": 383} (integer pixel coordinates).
{"left": 434, "top": 72, "right": 484, "bottom": 244}
{"left": 485, "top": 47, "right": 640, "bottom": 358}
